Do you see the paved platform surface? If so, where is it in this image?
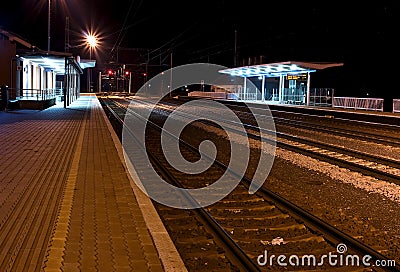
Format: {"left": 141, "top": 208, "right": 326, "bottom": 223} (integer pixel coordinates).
{"left": 0, "top": 94, "right": 186, "bottom": 272}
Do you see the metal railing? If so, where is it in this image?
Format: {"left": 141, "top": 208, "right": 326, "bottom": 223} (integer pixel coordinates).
{"left": 333, "top": 97, "right": 384, "bottom": 111}
{"left": 20, "top": 88, "right": 62, "bottom": 101}
{"left": 393, "top": 99, "right": 400, "bottom": 113}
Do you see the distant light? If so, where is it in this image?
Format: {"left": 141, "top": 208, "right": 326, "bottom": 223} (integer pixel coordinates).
{"left": 108, "top": 69, "right": 113, "bottom": 75}
{"left": 125, "top": 71, "right": 130, "bottom": 75}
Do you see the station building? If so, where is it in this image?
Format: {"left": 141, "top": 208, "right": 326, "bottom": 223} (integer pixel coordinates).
{"left": 0, "top": 28, "right": 94, "bottom": 110}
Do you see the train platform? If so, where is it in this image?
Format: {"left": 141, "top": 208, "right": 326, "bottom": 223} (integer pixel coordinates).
{"left": 0, "top": 94, "right": 186, "bottom": 272}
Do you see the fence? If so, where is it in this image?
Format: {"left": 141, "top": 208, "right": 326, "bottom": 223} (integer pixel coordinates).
{"left": 333, "top": 97, "right": 384, "bottom": 111}
{"left": 20, "top": 88, "right": 62, "bottom": 101}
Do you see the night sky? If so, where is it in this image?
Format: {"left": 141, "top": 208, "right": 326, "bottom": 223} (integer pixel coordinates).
{"left": 0, "top": 1, "right": 398, "bottom": 100}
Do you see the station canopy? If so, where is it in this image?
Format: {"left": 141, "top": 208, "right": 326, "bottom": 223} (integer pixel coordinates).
{"left": 21, "top": 55, "right": 70, "bottom": 75}
{"left": 20, "top": 54, "right": 94, "bottom": 75}
{"left": 219, "top": 61, "right": 343, "bottom": 78}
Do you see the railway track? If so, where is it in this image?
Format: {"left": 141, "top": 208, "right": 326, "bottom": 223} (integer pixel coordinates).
{"left": 99, "top": 96, "right": 399, "bottom": 271}
{"left": 119, "top": 96, "right": 400, "bottom": 185}
{"left": 209, "top": 98, "right": 400, "bottom": 136}
{"left": 177, "top": 96, "right": 400, "bottom": 148}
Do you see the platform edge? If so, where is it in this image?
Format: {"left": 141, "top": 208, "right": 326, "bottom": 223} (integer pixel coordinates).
{"left": 96, "top": 96, "right": 188, "bottom": 272}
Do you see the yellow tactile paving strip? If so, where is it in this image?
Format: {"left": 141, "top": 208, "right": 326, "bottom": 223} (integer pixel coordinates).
{"left": 43, "top": 98, "right": 90, "bottom": 272}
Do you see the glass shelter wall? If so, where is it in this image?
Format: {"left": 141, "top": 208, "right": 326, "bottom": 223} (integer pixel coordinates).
{"left": 241, "top": 73, "right": 309, "bottom": 105}
{"left": 281, "top": 74, "right": 308, "bottom": 104}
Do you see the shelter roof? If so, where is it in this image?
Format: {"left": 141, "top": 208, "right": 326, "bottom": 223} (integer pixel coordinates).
{"left": 219, "top": 61, "right": 343, "bottom": 77}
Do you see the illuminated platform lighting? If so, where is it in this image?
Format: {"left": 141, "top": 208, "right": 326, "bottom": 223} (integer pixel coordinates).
{"left": 21, "top": 55, "right": 67, "bottom": 74}
{"left": 86, "top": 34, "right": 98, "bottom": 48}
{"left": 20, "top": 55, "right": 95, "bottom": 73}
{"left": 219, "top": 61, "right": 343, "bottom": 78}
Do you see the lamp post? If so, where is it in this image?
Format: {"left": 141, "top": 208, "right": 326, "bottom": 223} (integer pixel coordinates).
{"left": 47, "top": 0, "right": 51, "bottom": 52}
{"left": 86, "top": 34, "right": 97, "bottom": 92}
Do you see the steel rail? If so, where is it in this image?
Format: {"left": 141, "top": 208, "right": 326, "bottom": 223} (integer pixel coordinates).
{"left": 99, "top": 97, "right": 262, "bottom": 272}
{"left": 107, "top": 97, "right": 400, "bottom": 271}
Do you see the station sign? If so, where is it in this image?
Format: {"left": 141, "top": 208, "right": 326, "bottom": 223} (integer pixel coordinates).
{"left": 287, "top": 73, "right": 307, "bottom": 81}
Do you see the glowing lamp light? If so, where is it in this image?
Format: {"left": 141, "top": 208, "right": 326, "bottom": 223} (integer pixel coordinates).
{"left": 86, "top": 34, "right": 98, "bottom": 48}
{"left": 108, "top": 70, "right": 113, "bottom": 75}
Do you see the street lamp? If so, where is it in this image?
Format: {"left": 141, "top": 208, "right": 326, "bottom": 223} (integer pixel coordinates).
{"left": 86, "top": 34, "right": 98, "bottom": 60}
{"left": 85, "top": 33, "right": 98, "bottom": 92}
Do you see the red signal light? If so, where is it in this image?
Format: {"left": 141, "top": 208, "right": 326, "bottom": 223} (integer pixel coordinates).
{"left": 108, "top": 69, "right": 113, "bottom": 75}
{"left": 125, "top": 71, "right": 130, "bottom": 75}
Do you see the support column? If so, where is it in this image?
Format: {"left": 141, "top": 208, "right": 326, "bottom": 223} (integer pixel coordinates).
{"left": 306, "top": 72, "right": 311, "bottom": 106}
{"left": 129, "top": 72, "right": 132, "bottom": 94}
{"left": 243, "top": 77, "right": 247, "bottom": 100}
{"left": 98, "top": 72, "right": 102, "bottom": 93}
{"left": 39, "top": 68, "right": 42, "bottom": 100}
{"left": 64, "top": 58, "right": 68, "bottom": 108}
{"left": 69, "top": 70, "right": 72, "bottom": 102}
{"left": 261, "top": 76, "right": 265, "bottom": 101}
{"left": 278, "top": 75, "right": 284, "bottom": 103}
{"left": 77, "top": 72, "right": 80, "bottom": 98}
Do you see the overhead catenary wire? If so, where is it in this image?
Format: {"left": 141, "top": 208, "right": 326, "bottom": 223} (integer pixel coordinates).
{"left": 108, "top": 0, "right": 144, "bottom": 62}
{"left": 145, "top": 22, "right": 199, "bottom": 65}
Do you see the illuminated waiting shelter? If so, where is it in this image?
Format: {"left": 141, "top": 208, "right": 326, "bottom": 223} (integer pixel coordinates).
{"left": 18, "top": 53, "right": 95, "bottom": 108}
{"left": 20, "top": 54, "right": 80, "bottom": 106}
{"left": 218, "top": 61, "right": 343, "bottom": 106}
